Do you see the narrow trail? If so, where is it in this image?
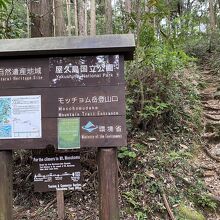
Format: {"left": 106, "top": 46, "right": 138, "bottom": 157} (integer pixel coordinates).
{"left": 196, "top": 58, "right": 220, "bottom": 219}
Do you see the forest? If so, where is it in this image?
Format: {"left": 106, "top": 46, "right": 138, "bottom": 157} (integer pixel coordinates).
{"left": 0, "top": 0, "right": 220, "bottom": 219}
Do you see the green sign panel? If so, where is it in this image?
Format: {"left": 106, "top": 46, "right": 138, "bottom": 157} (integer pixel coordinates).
{"left": 58, "top": 118, "right": 80, "bottom": 149}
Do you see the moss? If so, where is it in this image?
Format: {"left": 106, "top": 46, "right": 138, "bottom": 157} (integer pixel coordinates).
{"left": 178, "top": 204, "right": 205, "bottom": 220}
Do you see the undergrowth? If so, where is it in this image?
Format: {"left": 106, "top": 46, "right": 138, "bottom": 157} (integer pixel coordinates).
{"left": 185, "top": 32, "right": 220, "bottom": 76}
{"left": 119, "top": 131, "right": 217, "bottom": 219}
{"left": 119, "top": 31, "right": 217, "bottom": 219}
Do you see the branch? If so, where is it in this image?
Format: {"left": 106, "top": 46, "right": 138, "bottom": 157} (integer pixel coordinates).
{"left": 4, "top": 0, "right": 14, "bottom": 38}
{"left": 161, "top": 192, "right": 176, "bottom": 220}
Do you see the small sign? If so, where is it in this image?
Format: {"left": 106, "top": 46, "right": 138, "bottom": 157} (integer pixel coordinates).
{"left": 56, "top": 116, "right": 126, "bottom": 149}
{"left": 49, "top": 55, "right": 124, "bottom": 87}
{"left": 0, "top": 95, "right": 41, "bottom": 139}
{"left": 80, "top": 116, "right": 126, "bottom": 147}
{"left": 0, "top": 55, "right": 124, "bottom": 89}
{"left": 0, "top": 86, "right": 126, "bottom": 118}
{"left": 58, "top": 118, "right": 80, "bottom": 149}
{"left": 33, "top": 152, "right": 82, "bottom": 192}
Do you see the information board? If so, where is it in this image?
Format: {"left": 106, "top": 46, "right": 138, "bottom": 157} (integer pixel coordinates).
{"left": 0, "top": 55, "right": 127, "bottom": 149}
{"left": 0, "top": 95, "right": 41, "bottom": 139}
{"left": 0, "top": 55, "right": 124, "bottom": 88}
{"left": 33, "top": 152, "right": 82, "bottom": 192}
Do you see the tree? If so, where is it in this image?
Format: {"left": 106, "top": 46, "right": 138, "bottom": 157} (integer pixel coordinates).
{"left": 66, "top": 0, "right": 72, "bottom": 36}
{"left": 26, "top": 0, "right": 30, "bottom": 37}
{"left": 105, "top": 0, "right": 112, "bottom": 34}
{"left": 73, "top": 0, "right": 78, "bottom": 35}
{"left": 209, "top": 0, "right": 216, "bottom": 32}
{"left": 125, "top": 0, "right": 131, "bottom": 13}
{"left": 78, "top": 0, "right": 86, "bottom": 35}
{"left": 30, "top": 0, "right": 53, "bottom": 37}
{"left": 90, "top": 0, "right": 96, "bottom": 35}
{"left": 84, "top": 0, "right": 88, "bottom": 35}
{"left": 54, "top": 0, "right": 66, "bottom": 36}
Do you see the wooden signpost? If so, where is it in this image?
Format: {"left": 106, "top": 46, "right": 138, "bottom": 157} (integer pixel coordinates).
{"left": 0, "top": 151, "right": 13, "bottom": 220}
{"left": 0, "top": 34, "right": 135, "bottom": 220}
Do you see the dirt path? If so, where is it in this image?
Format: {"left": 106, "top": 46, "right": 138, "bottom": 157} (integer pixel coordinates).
{"left": 196, "top": 61, "right": 220, "bottom": 219}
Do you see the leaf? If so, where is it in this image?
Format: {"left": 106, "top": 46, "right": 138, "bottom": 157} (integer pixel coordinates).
{"left": 145, "top": 170, "right": 156, "bottom": 179}
{"left": 180, "top": 144, "right": 188, "bottom": 150}
{"left": 0, "top": 0, "right": 9, "bottom": 9}
{"left": 147, "top": 137, "right": 157, "bottom": 141}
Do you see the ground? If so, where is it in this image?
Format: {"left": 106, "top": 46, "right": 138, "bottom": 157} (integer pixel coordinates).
{"left": 194, "top": 57, "right": 220, "bottom": 220}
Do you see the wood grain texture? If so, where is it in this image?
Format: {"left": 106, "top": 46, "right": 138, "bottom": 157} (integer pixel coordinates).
{"left": 0, "top": 151, "right": 13, "bottom": 220}
{"left": 98, "top": 148, "right": 119, "bottom": 220}
{"left": 56, "top": 190, "right": 65, "bottom": 220}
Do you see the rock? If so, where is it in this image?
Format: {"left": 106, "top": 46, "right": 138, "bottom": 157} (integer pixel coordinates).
{"left": 202, "top": 132, "right": 216, "bottom": 139}
{"left": 203, "top": 170, "right": 216, "bottom": 177}
{"left": 180, "top": 144, "right": 188, "bottom": 150}
{"left": 147, "top": 137, "right": 156, "bottom": 141}
{"left": 211, "top": 144, "right": 220, "bottom": 157}
{"left": 145, "top": 170, "right": 156, "bottom": 179}
{"left": 214, "top": 91, "right": 220, "bottom": 99}
{"left": 204, "top": 113, "right": 220, "bottom": 121}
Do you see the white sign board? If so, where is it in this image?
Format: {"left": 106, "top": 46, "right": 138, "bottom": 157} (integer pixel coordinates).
{"left": 0, "top": 95, "right": 41, "bottom": 139}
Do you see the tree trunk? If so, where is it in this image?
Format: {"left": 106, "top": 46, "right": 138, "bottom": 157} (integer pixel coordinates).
{"left": 41, "top": 0, "right": 54, "bottom": 37}
{"left": 66, "top": 0, "right": 72, "bottom": 36}
{"left": 136, "top": 0, "right": 141, "bottom": 46}
{"left": 105, "top": 0, "right": 113, "bottom": 34}
{"left": 90, "top": 0, "right": 96, "bottom": 35}
{"left": 84, "top": 0, "right": 88, "bottom": 35}
{"left": 209, "top": 0, "right": 216, "bottom": 32}
{"left": 0, "top": 151, "right": 13, "bottom": 220}
{"left": 78, "top": 0, "right": 86, "bottom": 35}
{"left": 125, "top": 0, "right": 131, "bottom": 13}
{"left": 74, "top": 0, "right": 78, "bottom": 35}
{"left": 54, "top": 0, "right": 66, "bottom": 36}
{"left": 30, "top": 0, "right": 41, "bottom": 37}
{"left": 26, "top": 0, "right": 30, "bottom": 37}
{"left": 30, "top": 0, "right": 53, "bottom": 37}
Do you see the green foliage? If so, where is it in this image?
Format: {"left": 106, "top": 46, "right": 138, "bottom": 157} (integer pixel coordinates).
{"left": 178, "top": 204, "right": 206, "bottom": 220}
{"left": 118, "top": 147, "right": 137, "bottom": 159}
{"left": 0, "top": 0, "right": 27, "bottom": 39}
{"left": 0, "top": 0, "right": 9, "bottom": 9}
{"left": 167, "top": 150, "right": 192, "bottom": 162}
{"left": 124, "top": 3, "right": 202, "bottom": 133}
{"left": 126, "top": 39, "right": 199, "bottom": 132}
{"left": 135, "top": 211, "right": 147, "bottom": 220}
{"left": 186, "top": 32, "right": 220, "bottom": 77}
{"left": 123, "top": 189, "right": 149, "bottom": 219}
{"left": 186, "top": 180, "right": 217, "bottom": 210}
{"left": 196, "top": 194, "right": 217, "bottom": 210}
{"left": 119, "top": 130, "right": 214, "bottom": 219}
{"left": 123, "top": 190, "right": 143, "bottom": 209}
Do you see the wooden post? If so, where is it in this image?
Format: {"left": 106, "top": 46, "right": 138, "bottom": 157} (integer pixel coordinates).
{"left": 56, "top": 190, "right": 65, "bottom": 220}
{"left": 98, "top": 148, "right": 119, "bottom": 220}
{"left": 0, "top": 151, "right": 13, "bottom": 220}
